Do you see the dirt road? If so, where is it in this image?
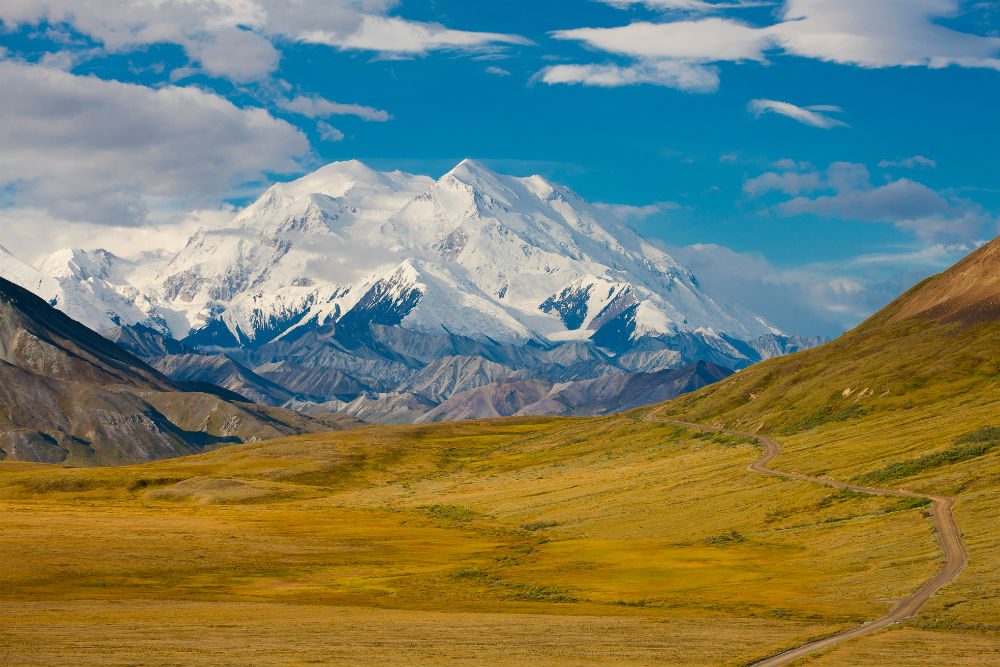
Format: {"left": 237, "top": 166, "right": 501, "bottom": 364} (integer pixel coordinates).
{"left": 646, "top": 411, "right": 968, "bottom": 667}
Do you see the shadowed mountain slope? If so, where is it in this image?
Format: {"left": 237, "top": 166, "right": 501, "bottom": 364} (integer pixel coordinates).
{"left": 0, "top": 277, "right": 358, "bottom": 465}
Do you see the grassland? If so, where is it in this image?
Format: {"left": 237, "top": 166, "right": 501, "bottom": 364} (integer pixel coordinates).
{"left": 0, "top": 412, "right": 956, "bottom": 666}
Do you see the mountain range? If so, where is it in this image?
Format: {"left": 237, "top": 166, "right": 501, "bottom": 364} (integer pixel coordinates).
{"left": 0, "top": 160, "right": 820, "bottom": 425}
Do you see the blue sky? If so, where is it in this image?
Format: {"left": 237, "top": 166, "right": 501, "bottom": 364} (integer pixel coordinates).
{"left": 0, "top": 0, "right": 998, "bottom": 336}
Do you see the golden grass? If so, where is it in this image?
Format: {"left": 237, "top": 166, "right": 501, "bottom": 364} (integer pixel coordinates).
{"left": 0, "top": 600, "right": 826, "bottom": 667}
{"left": 0, "top": 413, "right": 966, "bottom": 665}
{"left": 660, "top": 314, "right": 1000, "bottom": 662}
{"left": 804, "top": 627, "right": 1000, "bottom": 666}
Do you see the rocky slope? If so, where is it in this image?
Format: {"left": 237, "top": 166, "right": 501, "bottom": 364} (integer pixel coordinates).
{"left": 0, "top": 277, "right": 357, "bottom": 465}
{"left": 418, "top": 361, "right": 732, "bottom": 422}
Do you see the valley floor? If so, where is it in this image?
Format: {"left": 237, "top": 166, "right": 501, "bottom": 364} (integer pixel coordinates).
{"left": 0, "top": 414, "right": 997, "bottom": 665}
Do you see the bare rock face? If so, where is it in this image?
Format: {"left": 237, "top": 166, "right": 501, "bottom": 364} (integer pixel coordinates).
{"left": 415, "top": 361, "right": 733, "bottom": 423}
{"left": 0, "top": 277, "right": 355, "bottom": 466}
{"left": 0, "top": 430, "right": 67, "bottom": 464}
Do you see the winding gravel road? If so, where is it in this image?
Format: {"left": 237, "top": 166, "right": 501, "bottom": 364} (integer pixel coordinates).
{"left": 646, "top": 410, "right": 968, "bottom": 666}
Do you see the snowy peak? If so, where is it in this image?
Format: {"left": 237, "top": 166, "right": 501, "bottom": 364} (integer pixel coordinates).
{"left": 0, "top": 244, "right": 47, "bottom": 294}
{"left": 17, "top": 159, "right": 783, "bottom": 352}
{"left": 540, "top": 276, "right": 635, "bottom": 333}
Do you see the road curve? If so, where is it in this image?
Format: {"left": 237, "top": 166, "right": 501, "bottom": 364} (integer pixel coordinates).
{"left": 645, "top": 409, "right": 967, "bottom": 667}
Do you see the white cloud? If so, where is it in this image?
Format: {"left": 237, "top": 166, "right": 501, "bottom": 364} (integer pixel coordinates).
{"left": 185, "top": 27, "right": 281, "bottom": 82}
{"left": 669, "top": 243, "right": 873, "bottom": 336}
{"left": 771, "top": 158, "right": 813, "bottom": 171}
{"left": 0, "top": 206, "right": 235, "bottom": 265}
{"left": 553, "top": 19, "right": 771, "bottom": 61}
{"left": 279, "top": 95, "right": 390, "bottom": 122}
{"left": 774, "top": 0, "right": 1000, "bottom": 71}
{"left": 748, "top": 99, "right": 848, "bottom": 128}
{"left": 782, "top": 178, "right": 950, "bottom": 220}
{"left": 0, "top": 1, "right": 528, "bottom": 82}
{"left": 597, "top": 0, "right": 774, "bottom": 12}
{"left": 539, "top": 60, "right": 720, "bottom": 92}
{"left": 317, "top": 121, "right": 345, "bottom": 142}
{"left": 545, "top": 1, "right": 1000, "bottom": 90}
{"left": 0, "top": 60, "right": 309, "bottom": 226}
{"left": 878, "top": 155, "right": 938, "bottom": 169}
{"left": 300, "top": 15, "right": 530, "bottom": 54}
{"left": 486, "top": 66, "right": 512, "bottom": 76}
{"left": 595, "top": 201, "right": 681, "bottom": 220}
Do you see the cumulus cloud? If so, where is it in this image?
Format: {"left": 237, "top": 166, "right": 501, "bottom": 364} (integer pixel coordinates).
{"left": 766, "top": 162, "right": 996, "bottom": 241}
{"left": 744, "top": 170, "right": 824, "bottom": 196}
{"left": 878, "top": 155, "right": 938, "bottom": 169}
{"left": 316, "top": 122, "right": 345, "bottom": 142}
{"left": 782, "top": 178, "right": 950, "bottom": 220}
{"left": 545, "top": 0, "right": 1000, "bottom": 90}
{"left": 539, "top": 60, "right": 720, "bottom": 91}
{"left": 278, "top": 95, "right": 390, "bottom": 122}
{"left": 0, "top": 60, "right": 309, "bottom": 226}
{"left": 748, "top": 99, "right": 848, "bottom": 128}
{"left": 184, "top": 27, "right": 281, "bottom": 82}
{"left": 0, "top": 1, "right": 527, "bottom": 82}
{"left": 771, "top": 158, "right": 813, "bottom": 171}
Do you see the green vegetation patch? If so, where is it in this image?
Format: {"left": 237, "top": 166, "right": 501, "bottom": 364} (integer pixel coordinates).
{"left": 780, "top": 403, "right": 872, "bottom": 435}
{"left": 520, "top": 520, "right": 560, "bottom": 532}
{"left": 704, "top": 530, "right": 748, "bottom": 545}
{"left": 449, "top": 567, "right": 577, "bottom": 603}
{"left": 854, "top": 426, "right": 1000, "bottom": 485}
{"left": 815, "top": 488, "right": 870, "bottom": 509}
{"left": 423, "top": 504, "right": 480, "bottom": 524}
{"left": 893, "top": 496, "right": 932, "bottom": 511}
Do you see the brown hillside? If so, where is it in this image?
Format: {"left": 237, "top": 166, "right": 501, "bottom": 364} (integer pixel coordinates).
{"left": 884, "top": 236, "right": 1000, "bottom": 326}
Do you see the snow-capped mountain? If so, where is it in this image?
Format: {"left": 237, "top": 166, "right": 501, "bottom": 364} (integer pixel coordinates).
{"left": 0, "top": 159, "right": 816, "bottom": 421}
{"left": 1, "top": 246, "right": 173, "bottom": 335}
{"left": 113, "top": 158, "right": 779, "bottom": 348}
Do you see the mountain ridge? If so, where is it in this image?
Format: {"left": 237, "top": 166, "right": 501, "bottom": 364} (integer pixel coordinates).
{"left": 0, "top": 159, "right": 821, "bottom": 422}
{"left": 4, "top": 159, "right": 783, "bottom": 350}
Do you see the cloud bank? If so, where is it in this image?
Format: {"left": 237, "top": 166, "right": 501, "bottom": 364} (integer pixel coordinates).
{"left": 0, "top": 61, "right": 309, "bottom": 226}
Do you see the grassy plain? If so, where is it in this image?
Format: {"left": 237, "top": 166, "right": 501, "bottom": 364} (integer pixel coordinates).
{"left": 0, "top": 414, "right": 951, "bottom": 666}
